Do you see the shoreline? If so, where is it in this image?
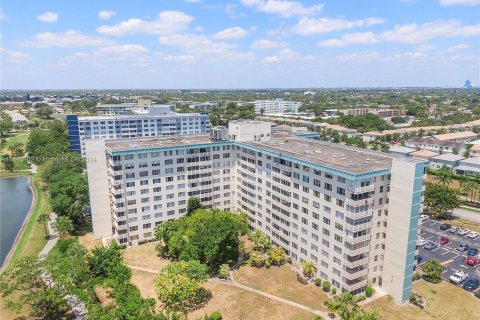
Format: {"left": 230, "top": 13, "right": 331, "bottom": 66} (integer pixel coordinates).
{"left": 0, "top": 175, "right": 37, "bottom": 272}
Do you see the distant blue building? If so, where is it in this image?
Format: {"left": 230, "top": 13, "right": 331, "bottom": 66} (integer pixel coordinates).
{"left": 464, "top": 80, "right": 472, "bottom": 89}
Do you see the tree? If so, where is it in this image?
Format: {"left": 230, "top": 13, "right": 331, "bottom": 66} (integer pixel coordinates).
{"left": 436, "top": 165, "right": 453, "bottom": 186}
{"left": 302, "top": 260, "right": 316, "bottom": 278}
{"left": 422, "top": 259, "right": 444, "bottom": 283}
{"left": 249, "top": 230, "right": 267, "bottom": 250}
{"left": 357, "top": 310, "right": 382, "bottom": 320}
{"left": 1, "top": 155, "right": 14, "bottom": 172}
{"left": 155, "top": 260, "right": 208, "bottom": 312}
{"left": 0, "top": 257, "right": 69, "bottom": 319}
{"left": 380, "top": 144, "right": 390, "bottom": 153}
{"left": 53, "top": 216, "right": 74, "bottom": 238}
{"left": 267, "top": 246, "right": 285, "bottom": 266}
{"left": 322, "top": 281, "right": 331, "bottom": 292}
{"left": 87, "top": 242, "right": 125, "bottom": 278}
{"left": 0, "top": 112, "right": 13, "bottom": 136}
{"left": 37, "top": 106, "right": 54, "bottom": 119}
{"left": 187, "top": 197, "right": 202, "bottom": 215}
{"left": 8, "top": 142, "right": 25, "bottom": 156}
{"left": 37, "top": 212, "right": 50, "bottom": 237}
{"left": 423, "top": 182, "right": 460, "bottom": 219}
{"left": 326, "top": 292, "right": 361, "bottom": 320}
{"left": 48, "top": 173, "right": 89, "bottom": 221}
{"left": 248, "top": 250, "right": 265, "bottom": 267}
{"left": 218, "top": 264, "right": 230, "bottom": 279}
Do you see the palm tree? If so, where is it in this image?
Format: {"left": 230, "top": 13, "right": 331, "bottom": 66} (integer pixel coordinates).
{"left": 462, "top": 180, "right": 475, "bottom": 203}
{"left": 326, "top": 292, "right": 360, "bottom": 320}
{"left": 436, "top": 165, "right": 453, "bottom": 186}
{"left": 302, "top": 260, "right": 316, "bottom": 279}
{"left": 249, "top": 230, "right": 266, "bottom": 250}
{"left": 37, "top": 212, "right": 50, "bottom": 237}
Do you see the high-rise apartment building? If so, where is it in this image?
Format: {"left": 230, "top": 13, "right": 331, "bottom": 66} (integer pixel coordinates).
{"left": 255, "top": 98, "right": 302, "bottom": 114}
{"left": 85, "top": 121, "right": 426, "bottom": 303}
{"left": 67, "top": 105, "right": 210, "bottom": 153}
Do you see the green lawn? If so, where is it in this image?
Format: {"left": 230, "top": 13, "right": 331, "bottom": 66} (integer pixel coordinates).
{"left": 0, "top": 131, "right": 31, "bottom": 172}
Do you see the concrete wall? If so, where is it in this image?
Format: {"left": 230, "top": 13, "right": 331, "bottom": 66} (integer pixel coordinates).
{"left": 85, "top": 139, "right": 113, "bottom": 239}
{"left": 382, "top": 158, "right": 425, "bottom": 302}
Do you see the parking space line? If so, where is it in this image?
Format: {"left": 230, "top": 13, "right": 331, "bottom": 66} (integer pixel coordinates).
{"left": 440, "top": 259, "right": 454, "bottom": 266}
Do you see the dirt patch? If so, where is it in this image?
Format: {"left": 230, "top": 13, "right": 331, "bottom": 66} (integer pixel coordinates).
{"left": 130, "top": 269, "right": 158, "bottom": 299}
{"left": 94, "top": 286, "right": 115, "bottom": 307}
{"left": 77, "top": 232, "right": 103, "bottom": 250}
{"left": 123, "top": 242, "right": 170, "bottom": 270}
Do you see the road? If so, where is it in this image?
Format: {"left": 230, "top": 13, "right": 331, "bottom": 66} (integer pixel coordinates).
{"left": 453, "top": 207, "right": 480, "bottom": 223}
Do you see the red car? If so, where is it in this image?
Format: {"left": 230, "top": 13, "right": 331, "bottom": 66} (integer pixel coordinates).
{"left": 466, "top": 257, "right": 479, "bottom": 266}
{"left": 439, "top": 236, "right": 449, "bottom": 245}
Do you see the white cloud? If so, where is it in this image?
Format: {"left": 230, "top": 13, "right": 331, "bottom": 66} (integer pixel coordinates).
{"left": 159, "top": 33, "right": 254, "bottom": 61}
{"left": 37, "top": 11, "right": 58, "bottom": 23}
{"left": 21, "top": 30, "right": 114, "bottom": 48}
{"left": 262, "top": 48, "right": 312, "bottom": 62}
{"left": 447, "top": 44, "right": 471, "bottom": 51}
{"left": 95, "top": 44, "right": 149, "bottom": 60}
{"left": 293, "top": 17, "right": 385, "bottom": 35}
{"left": 97, "top": 11, "right": 193, "bottom": 36}
{"left": 318, "top": 32, "right": 379, "bottom": 47}
{"left": 338, "top": 50, "right": 379, "bottom": 62}
{"left": 241, "top": 0, "right": 324, "bottom": 18}
{"left": 251, "top": 39, "right": 286, "bottom": 49}
{"left": 213, "top": 27, "right": 248, "bottom": 39}
{"left": 0, "top": 47, "right": 31, "bottom": 63}
{"left": 185, "top": 0, "right": 202, "bottom": 3}
{"left": 440, "top": 0, "right": 480, "bottom": 5}
{"left": 381, "top": 20, "right": 480, "bottom": 43}
{"left": 225, "top": 3, "right": 238, "bottom": 15}
{"left": 98, "top": 10, "right": 116, "bottom": 20}
{"left": 157, "top": 53, "right": 199, "bottom": 63}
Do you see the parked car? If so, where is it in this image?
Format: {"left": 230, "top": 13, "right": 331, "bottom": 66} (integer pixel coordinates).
{"left": 417, "top": 238, "right": 427, "bottom": 247}
{"left": 449, "top": 271, "right": 468, "bottom": 284}
{"left": 462, "top": 278, "right": 480, "bottom": 291}
{"left": 424, "top": 241, "right": 438, "bottom": 250}
{"left": 467, "top": 247, "right": 479, "bottom": 256}
{"left": 419, "top": 215, "right": 429, "bottom": 222}
{"left": 414, "top": 255, "right": 423, "bottom": 263}
{"left": 466, "top": 257, "right": 479, "bottom": 266}
{"left": 467, "top": 231, "right": 479, "bottom": 239}
{"left": 440, "top": 223, "right": 451, "bottom": 230}
{"left": 456, "top": 243, "right": 469, "bottom": 252}
{"left": 439, "top": 236, "right": 449, "bottom": 245}
{"left": 456, "top": 228, "right": 470, "bottom": 236}
{"left": 448, "top": 227, "right": 459, "bottom": 233}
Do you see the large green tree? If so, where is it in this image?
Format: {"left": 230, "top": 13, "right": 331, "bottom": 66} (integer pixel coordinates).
{"left": 435, "top": 165, "right": 453, "bottom": 185}
{"left": 0, "top": 112, "right": 13, "bottom": 136}
{"left": 53, "top": 216, "right": 74, "bottom": 238}
{"left": 187, "top": 197, "right": 202, "bottom": 215}
{"left": 1, "top": 155, "right": 15, "bottom": 172}
{"left": 423, "top": 182, "right": 460, "bottom": 219}
{"left": 48, "top": 173, "right": 89, "bottom": 220}
{"left": 422, "top": 259, "right": 444, "bottom": 283}
{"left": 155, "top": 260, "right": 208, "bottom": 312}
{"left": 26, "top": 121, "right": 70, "bottom": 164}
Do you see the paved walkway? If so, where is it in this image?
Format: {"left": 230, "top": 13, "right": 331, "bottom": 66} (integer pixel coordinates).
{"left": 127, "top": 263, "right": 334, "bottom": 319}
{"left": 38, "top": 212, "right": 58, "bottom": 257}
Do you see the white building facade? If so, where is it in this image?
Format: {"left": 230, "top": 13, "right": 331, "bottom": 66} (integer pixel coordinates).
{"left": 255, "top": 98, "right": 302, "bottom": 114}
{"left": 86, "top": 123, "right": 426, "bottom": 303}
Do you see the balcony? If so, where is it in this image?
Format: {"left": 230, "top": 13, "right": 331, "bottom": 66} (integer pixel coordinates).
{"left": 345, "top": 234, "right": 371, "bottom": 244}
{"left": 343, "top": 268, "right": 369, "bottom": 280}
{"left": 112, "top": 206, "right": 126, "bottom": 213}
{"left": 342, "top": 279, "right": 368, "bottom": 292}
{"left": 346, "top": 198, "right": 371, "bottom": 207}
{"left": 350, "top": 184, "right": 375, "bottom": 194}
{"left": 345, "top": 221, "right": 372, "bottom": 233}
{"left": 343, "top": 256, "right": 369, "bottom": 268}
{"left": 111, "top": 187, "right": 124, "bottom": 196}
{"left": 111, "top": 179, "right": 123, "bottom": 186}
{"left": 344, "top": 245, "right": 370, "bottom": 256}
{"left": 116, "top": 224, "right": 127, "bottom": 231}
{"left": 344, "top": 210, "right": 373, "bottom": 220}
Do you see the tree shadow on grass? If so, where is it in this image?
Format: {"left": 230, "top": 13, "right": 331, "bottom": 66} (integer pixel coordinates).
{"left": 184, "top": 288, "right": 213, "bottom": 313}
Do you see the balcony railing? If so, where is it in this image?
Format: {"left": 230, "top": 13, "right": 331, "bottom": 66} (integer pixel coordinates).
{"left": 350, "top": 184, "right": 375, "bottom": 194}
{"left": 343, "top": 268, "right": 369, "bottom": 280}
{"left": 344, "top": 210, "right": 373, "bottom": 220}
{"left": 346, "top": 198, "right": 371, "bottom": 207}
{"left": 116, "top": 224, "right": 127, "bottom": 231}
{"left": 344, "top": 245, "right": 370, "bottom": 256}
{"left": 343, "top": 257, "right": 369, "bottom": 268}
{"left": 345, "top": 234, "right": 371, "bottom": 244}
{"left": 342, "top": 279, "right": 368, "bottom": 292}
{"left": 345, "top": 221, "right": 372, "bottom": 233}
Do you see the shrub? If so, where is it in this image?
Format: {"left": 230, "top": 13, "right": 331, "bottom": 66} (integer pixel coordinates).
{"left": 138, "top": 240, "right": 147, "bottom": 245}
{"left": 249, "top": 251, "right": 265, "bottom": 268}
{"left": 207, "top": 311, "right": 222, "bottom": 320}
{"left": 296, "top": 272, "right": 308, "bottom": 285}
{"left": 286, "top": 257, "right": 292, "bottom": 264}
{"left": 56, "top": 238, "right": 77, "bottom": 253}
{"left": 332, "top": 288, "right": 337, "bottom": 294}
{"left": 475, "top": 290, "right": 480, "bottom": 299}
{"left": 118, "top": 244, "right": 127, "bottom": 250}
{"left": 356, "top": 295, "right": 366, "bottom": 302}
{"left": 265, "top": 260, "right": 271, "bottom": 268}
{"left": 412, "top": 272, "right": 421, "bottom": 281}
{"left": 409, "top": 294, "right": 417, "bottom": 303}
{"left": 365, "top": 286, "right": 374, "bottom": 298}
{"left": 322, "top": 281, "right": 331, "bottom": 292}
{"left": 314, "top": 278, "right": 322, "bottom": 287}
{"left": 218, "top": 264, "right": 230, "bottom": 280}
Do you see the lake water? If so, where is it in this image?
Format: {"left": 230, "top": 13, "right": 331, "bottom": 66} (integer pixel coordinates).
{"left": 0, "top": 176, "right": 34, "bottom": 266}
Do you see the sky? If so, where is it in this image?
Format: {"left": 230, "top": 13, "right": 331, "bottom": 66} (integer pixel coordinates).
{"left": 0, "top": 0, "right": 479, "bottom": 89}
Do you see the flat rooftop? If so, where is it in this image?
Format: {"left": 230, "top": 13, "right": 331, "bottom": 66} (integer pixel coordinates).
{"left": 105, "top": 132, "right": 426, "bottom": 175}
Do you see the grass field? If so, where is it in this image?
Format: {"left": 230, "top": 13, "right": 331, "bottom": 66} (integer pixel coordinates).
{"left": 365, "top": 280, "right": 480, "bottom": 320}
{"left": 130, "top": 269, "right": 318, "bottom": 320}
{"left": 123, "top": 242, "right": 171, "bottom": 270}
{"left": 441, "top": 217, "right": 480, "bottom": 232}
{"left": 234, "top": 264, "right": 329, "bottom": 311}
{"left": 0, "top": 131, "right": 31, "bottom": 171}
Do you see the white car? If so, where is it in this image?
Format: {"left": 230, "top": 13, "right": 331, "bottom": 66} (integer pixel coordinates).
{"left": 449, "top": 271, "right": 468, "bottom": 284}
{"left": 417, "top": 238, "right": 427, "bottom": 247}
{"left": 419, "top": 215, "right": 429, "bottom": 222}
{"left": 467, "top": 231, "right": 479, "bottom": 239}
{"left": 456, "top": 228, "right": 470, "bottom": 236}
{"left": 448, "top": 227, "right": 459, "bottom": 233}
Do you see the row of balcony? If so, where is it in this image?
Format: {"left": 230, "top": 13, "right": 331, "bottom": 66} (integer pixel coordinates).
{"left": 343, "top": 256, "right": 369, "bottom": 269}
{"left": 345, "top": 233, "right": 371, "bottom": 244}
{"left": 345, "top": 221, "right": 372, "bottom": 233}
{"left": 344, "top": 210, "right": 373, "bottom": 220}
{"left": 345, "top": 197, "right": 371, "bottom": 207}
{"left": 343, "top": 245, "right": 370, "bottom": 256}
{"left": 342, "top": 279, "right": 368, "bottom": 292}
{"left": 348, "top": 184, "right": 375, "bottom": 194}
{"left": 343, "top": 268, "right": 369, "bottom": 281}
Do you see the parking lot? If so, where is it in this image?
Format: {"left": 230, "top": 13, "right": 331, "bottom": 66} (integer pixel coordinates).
{"left": 417, "top": 219, "right": 480, "bottom": 293}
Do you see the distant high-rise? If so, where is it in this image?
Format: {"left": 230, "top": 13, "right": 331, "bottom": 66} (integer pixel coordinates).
{"left": 464, "top": 80, "right": 472, "bottom": 89}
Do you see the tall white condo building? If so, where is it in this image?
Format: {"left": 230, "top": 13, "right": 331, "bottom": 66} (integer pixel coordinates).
{"left": 85, "top": 121, "right": 426, "bottom": 303}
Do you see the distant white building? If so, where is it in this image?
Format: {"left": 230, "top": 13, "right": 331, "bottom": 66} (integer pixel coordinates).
{"left": 188, "top": 102, "right": 219, "bottom": 111}
{"left": 255, "top": 98, "right": 302, "bottom": 114}
{"left": 429, "top": 154, "right": 464, "bottom": 169}
{"left": 455, "top": 158, "right": 480, "bottom": 175}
